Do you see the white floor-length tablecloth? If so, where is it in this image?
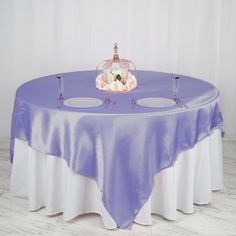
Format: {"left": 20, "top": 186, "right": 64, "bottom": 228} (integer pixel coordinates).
{"left": 10, "top": 129, "right": 223, "bottom": 229}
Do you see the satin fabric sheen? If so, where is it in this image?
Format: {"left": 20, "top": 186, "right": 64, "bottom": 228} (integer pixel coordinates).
{"left": 10, "top": 71, "right": 224, "bottom": 229}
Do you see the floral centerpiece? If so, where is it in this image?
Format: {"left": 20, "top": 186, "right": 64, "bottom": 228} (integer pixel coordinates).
{"left": 96, "top": 43, "right": 137, "bottom": 92}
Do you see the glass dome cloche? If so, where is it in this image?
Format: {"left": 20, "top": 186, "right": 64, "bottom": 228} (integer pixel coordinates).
{"left": 96, "top": 43, "right": 137, "bottom": 92}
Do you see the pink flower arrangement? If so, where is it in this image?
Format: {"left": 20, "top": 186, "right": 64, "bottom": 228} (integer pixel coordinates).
{"left": 96, "top": 70, "right": 137, "bottom": 92}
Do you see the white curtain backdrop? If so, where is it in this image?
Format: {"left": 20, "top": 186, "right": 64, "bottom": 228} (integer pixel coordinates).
{"left": 0, "top": 0, "right": 235, "bottom": 140}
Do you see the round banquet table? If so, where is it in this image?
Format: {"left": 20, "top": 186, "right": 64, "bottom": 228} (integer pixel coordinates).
{"left": 10, "top": 70, "right": 224, "bottom": 229}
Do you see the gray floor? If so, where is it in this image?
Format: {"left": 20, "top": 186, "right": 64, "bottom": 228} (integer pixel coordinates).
{"left": 0, "top": 140, "right": 236, "bottom": 236}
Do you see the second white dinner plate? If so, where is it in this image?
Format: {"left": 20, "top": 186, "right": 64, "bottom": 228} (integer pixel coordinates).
{"left": 136, "top": 97, "right": 175, "bottom": 108}
{"left": 64, "top": 97, "right": 103, "bottom": 108}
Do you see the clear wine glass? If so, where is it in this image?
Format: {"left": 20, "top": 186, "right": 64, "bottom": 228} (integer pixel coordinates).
{"left": 172, "top": 76, "right": 180, "bottom": 99}
{"left": 57, "top": 74, "right": 64, "bottom": 108}
{"left": 172, "top": 76, "right": 187, "bottom": 108}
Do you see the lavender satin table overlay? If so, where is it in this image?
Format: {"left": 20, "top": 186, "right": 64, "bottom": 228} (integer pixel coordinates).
{"left": 10, "top": 70, "right": 224, "bottom": 229}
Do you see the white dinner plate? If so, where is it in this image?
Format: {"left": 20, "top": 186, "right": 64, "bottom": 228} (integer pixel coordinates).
{"left": 64, "top": 97, "right": 103, "bottom": 108}
{"left": 136, "top": 97, "right": 175, "bottom": 108}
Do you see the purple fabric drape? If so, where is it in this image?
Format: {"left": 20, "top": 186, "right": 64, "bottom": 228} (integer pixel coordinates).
{"left": 10, "top": 71, "right": 224, "bottom": 229}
